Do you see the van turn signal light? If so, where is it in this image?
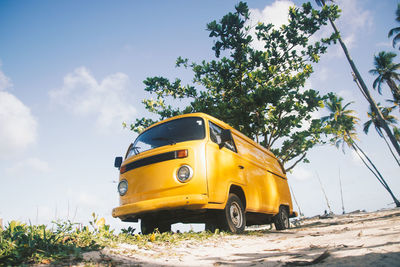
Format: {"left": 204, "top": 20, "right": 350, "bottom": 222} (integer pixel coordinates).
{"left": 176, "top": 149, "right": 188, "bottom": 158}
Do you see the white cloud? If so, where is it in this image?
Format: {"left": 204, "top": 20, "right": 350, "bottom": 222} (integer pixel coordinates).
{"left": 50, "top": 67, "right": 136, "bottom": 130}
{"left": 310, "top": 0, "right": 373, "bottom": 59}
{"left": 336, "top": 0, "right": 373, "bottom": 33}
{"left": 249, "top": 0, "right": 293, "bottom": 28}
{"left": 328, "top": 0, "right": 373, "bottom": 53}
{"left": 376, "top": 41, "right": 392, "bottom": 48}
{"left": 6, "top": 157, "right": 50, "bottom": 176}
{"left": 290, "top": 166, "right": 313, "bottom": 181}
{"left": 247, "top": 0, "right": 372, "bottom": 55}
{"left": 248, "top": 0, "right": 294, "bottom": 50}
{"left": 0, "top": 90, "right": 38, "bottom": 158}
{"left": 0, "top": 67, "right": 12, "bottom": 91}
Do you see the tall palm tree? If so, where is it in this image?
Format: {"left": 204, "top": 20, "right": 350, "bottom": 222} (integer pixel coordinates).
{"left": 388, "top": 3, "right": 400, "bottom": 50}
{"left": 315, "top": 0, "right": 400, "bottom": 158}
{"left": 363, "top": 103, "right": 400, "bottom": 167}
{"left": 369, "top": 51, "right": 400, "bottom": 105}
{"left": 323, "top": 95, "right": 400, "bottom": 207}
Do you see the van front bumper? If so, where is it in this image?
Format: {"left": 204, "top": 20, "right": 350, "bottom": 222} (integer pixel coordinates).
{"left": 112, "top": 194, "right": 208, "bottom": 219}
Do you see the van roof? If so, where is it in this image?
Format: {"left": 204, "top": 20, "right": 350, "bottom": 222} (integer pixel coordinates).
{"left": 144, "top": 112, "right": 278, "bottom": 160}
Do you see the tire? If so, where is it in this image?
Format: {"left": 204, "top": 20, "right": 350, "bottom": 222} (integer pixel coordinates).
{"left": 141, "top": 218, "right": 171, "bottom": 234}
{"left": 205, "top": 222, "right": 219, "bottom": 232}
{"left": 221, "top": 193, "right": 246, "bottom": 233}
{"left": 141, "top": 218, "right": 156, "bottom": 235}
{"left": 274, "top": 206, "right": 290, "bottom": 230}
{"left": 157, "top": 222, "right": 171, "bottom": 233}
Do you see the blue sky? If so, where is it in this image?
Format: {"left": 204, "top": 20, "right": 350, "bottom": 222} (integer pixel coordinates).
{"left": 0, "top": 0, "right": 399, "bottom": 231}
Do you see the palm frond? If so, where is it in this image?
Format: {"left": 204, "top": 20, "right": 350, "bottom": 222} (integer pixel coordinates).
{"left": 396, "top": 3, "right": 400, "bottom": 22}
{"left": 393, "top": 34, "right": 400, "bottom": 49}
{"left": 388, "top": 27, "right": 400, "bottom": 38}
{"left": 363, "top": 120, "right": 372, "bottom": 134}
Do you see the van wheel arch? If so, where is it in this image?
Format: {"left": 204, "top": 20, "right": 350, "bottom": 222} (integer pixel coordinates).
{"left": 229, "top": 184, "right": 246, "bottom": 210}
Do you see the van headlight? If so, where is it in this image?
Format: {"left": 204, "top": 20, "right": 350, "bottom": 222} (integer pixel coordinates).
{"left": 118, "top": 180, "right": 128, "bottom": 196}
{"left": 177, "top": 165, "right": 193, "bottom": 182}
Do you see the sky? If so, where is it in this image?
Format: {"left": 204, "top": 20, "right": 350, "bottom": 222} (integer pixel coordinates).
{"left": 0, "top": 0, "right": 399, "bottom": 232}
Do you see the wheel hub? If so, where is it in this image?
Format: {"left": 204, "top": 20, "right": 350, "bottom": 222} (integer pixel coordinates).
{"left": 230, "top": 202, "right": 243, "bottom": 228}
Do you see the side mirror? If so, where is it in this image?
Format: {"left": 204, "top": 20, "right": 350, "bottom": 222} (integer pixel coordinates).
{"left": 114, "top": 157, "right": 123, "bottom": 168}
{"left": 219, "top": 129, "right": 232, "bottom": 149}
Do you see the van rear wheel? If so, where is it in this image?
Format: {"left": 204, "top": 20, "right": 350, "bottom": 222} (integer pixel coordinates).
{"left": 222, "top": 193, "right": 246, "bottom": 233}
{"left": 274, "top": 206, "right": 289, "bottom": 230}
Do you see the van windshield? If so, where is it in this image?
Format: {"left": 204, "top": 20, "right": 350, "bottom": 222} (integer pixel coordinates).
{"left": 127, "top": 117, "right": 205, "bottom": 157}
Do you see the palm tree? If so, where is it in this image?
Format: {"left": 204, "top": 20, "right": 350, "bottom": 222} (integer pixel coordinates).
{"left": 315, "top": 0, "right": 400, "bottom": 158}
{"left": 322, "top": 94, "right": 358, "bottom": 149}
{"left": 363, "top": 103, "right": 400, "bottom": 167}
{"left": 388, "top": 3, "right": 400, "bottom": 50}
{"left": 369, "top": 51, "right": 400, "bottom": 105}
{"left": 323, "top": 95, "right": 400, "bottom": 207}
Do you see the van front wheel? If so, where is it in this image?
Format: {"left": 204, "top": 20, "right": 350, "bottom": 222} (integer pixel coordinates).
{"left": 141, "top": 218, "right": 171, "bottom": 234}
{"left": 274, "top": 206, "right": 289, "bottom": 230}
{"left": 223, "top": 193, "right": 246, "bottom": 233}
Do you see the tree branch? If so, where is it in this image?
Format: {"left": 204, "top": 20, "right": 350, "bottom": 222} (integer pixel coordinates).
{"left": 285, "top": 153, "right": 307, "bottom": 173}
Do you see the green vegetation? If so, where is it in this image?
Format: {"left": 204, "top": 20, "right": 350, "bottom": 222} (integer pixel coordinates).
{"left": 130, "top": 1, "right": 340, "bottom": 172}
{"left": 0, "top": 214, "right": 221, "bottom": 266}
{"left": 0, "top": 219, "right": 103, "bottom": 266}
{"left": 131, "top": 1, "right": 400, "bottom": 176}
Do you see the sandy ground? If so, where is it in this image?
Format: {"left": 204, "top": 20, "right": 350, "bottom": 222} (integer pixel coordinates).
{"left": 83, "top": 208, "right": 400, "bottom": 266}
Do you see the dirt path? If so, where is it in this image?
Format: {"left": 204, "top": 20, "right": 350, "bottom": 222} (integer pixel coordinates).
{"left": 83, "top": 208, "right": 400, "bottom": 266}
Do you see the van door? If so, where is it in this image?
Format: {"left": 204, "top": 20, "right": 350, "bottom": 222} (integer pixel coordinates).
{"left": 206, "top": 121, "right": 245, "bottom": 203}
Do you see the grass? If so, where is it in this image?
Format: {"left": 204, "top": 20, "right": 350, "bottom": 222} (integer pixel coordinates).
{"left": 0, "top": 213, "right": 224, "bottom": 266}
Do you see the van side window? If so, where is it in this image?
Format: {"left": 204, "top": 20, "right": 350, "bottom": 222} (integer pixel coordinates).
{"left": 209, "top": 122, "right": 237, "bottom": 152}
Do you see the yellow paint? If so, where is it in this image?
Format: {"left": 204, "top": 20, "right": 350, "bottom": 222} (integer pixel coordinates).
{"left": 112, "top": 113, "right": 295, "bottom": 222}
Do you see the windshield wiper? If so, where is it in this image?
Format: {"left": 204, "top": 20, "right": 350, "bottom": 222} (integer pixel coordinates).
{"left": 152, "top": 137, "right": 176, "bottom": 145}
{"left": 132, "top": 146, "right": 141, "bottom": 155}
{"left": 128, "top": 144, "right": 141, "bottom": 155}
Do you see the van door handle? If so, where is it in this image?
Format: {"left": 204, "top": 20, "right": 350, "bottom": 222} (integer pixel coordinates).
{"left": 238, "top": 165, "right": 244, "bottom": 169}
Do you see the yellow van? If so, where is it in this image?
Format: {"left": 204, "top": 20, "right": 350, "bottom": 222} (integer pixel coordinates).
{"left": 112, "top": 113, "right": 296, "bottom": 234}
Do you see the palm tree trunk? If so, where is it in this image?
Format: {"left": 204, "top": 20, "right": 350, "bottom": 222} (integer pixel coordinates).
{"left": 338, "top": 168, "right": 345, "bottom": 214}
{"left": 387, "top": 79, "right": 400, "bottom": 105}
{"left": 351, "top": 141, "right": 400, "bottom": 207}
{"left": 289, "top": 184, "right": 303, "bottom": 217}
{"left": 387, "top": 78, "right": 400, "bottom": 98}
{"left": 380, "top": 130, "right": 400, "bottom": 167}
{"left": 321, "top": 0, "right": 400, "bottom": 158}
{"left": 351, "top": 142, "right": 386, "bottom": 188}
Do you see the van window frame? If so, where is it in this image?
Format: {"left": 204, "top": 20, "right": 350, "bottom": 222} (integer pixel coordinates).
{"left": 208, "top": 121, "right": 237, "bottom": 153}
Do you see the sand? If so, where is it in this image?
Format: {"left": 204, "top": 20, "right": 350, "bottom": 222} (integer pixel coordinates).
{"left": 83, "top": 208, "right": 400, "bottom": 266}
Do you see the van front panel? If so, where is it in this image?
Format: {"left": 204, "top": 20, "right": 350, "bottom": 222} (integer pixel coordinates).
{"left": 119, "top": 141, "right": 208, "bottom": 207}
